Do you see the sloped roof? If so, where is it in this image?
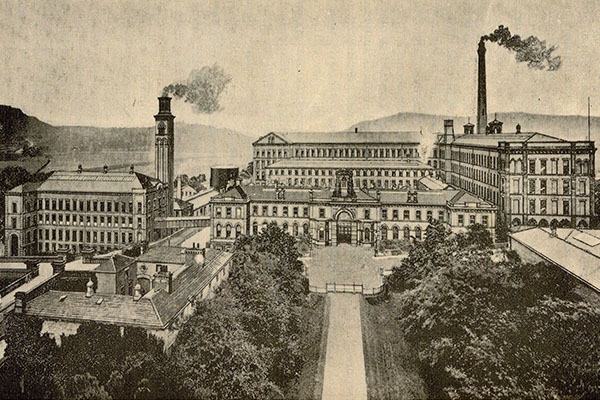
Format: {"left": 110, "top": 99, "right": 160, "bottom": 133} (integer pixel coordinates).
{"left": 174, "top": 198, "right": 192, "bottom": 211}
{"left": 136, "top": 246, "right": 186, "bottom": 264}
{"left": 268, "top": 159, "right": 431, "bottom": 169}
{"left": 25, "top": 290, "right": 163, "bottom": 329}
{"left": 449, "top": 132, "right": 565, "bottom": 148}
{"left": 94, "top": 254, "right": 135, "bottom": 273}
{"left": 417, "top": 176, "right": 449, "bottom": 190}
{"left": 256, "top": 131, "right": 422, "bottom": 145}
{"left": 28, "top": 171, "right": 162, "bottom": 193}
{"left": 511, "top": 228, "right": 600, "bottom": 292}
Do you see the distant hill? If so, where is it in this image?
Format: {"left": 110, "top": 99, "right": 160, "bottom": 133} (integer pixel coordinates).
{"left": 348, "top": 111, "right": 600, "bottom": 143}
{"left": 0, "top": 105, "right": 254, "bottom": 176}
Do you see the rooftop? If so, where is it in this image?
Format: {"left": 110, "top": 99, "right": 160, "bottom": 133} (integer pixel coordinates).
{"left": 510, "top": 228, "right": 600, "bottom": 291}
{"left": 256, "top": 131, "right": 422, "bottom": 145}
{"left": 11, "top": 170, "right": 163, "bottom": 194}
{"left": 135, "top": 246, "right": 186, "bottom": 264}
{"left": 447, "top": 132, "right": 568, "bottom": 148}
{"left": 267, "top": 159, "right": 431, "bottom": 169}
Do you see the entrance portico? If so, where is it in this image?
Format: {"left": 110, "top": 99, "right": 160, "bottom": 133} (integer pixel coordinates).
{"left": 334, "top": 209, "right": 355, "bottom": 245}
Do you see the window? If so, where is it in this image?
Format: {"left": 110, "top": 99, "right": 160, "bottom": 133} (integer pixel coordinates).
{"left": 579, "top": 180, "right": 586, "bottom": 195}
{"left": 216, "top": 207, "right": 222, "bottom": 217}
{"left": 482, "top": 215, "right": 489, "bottom": 226}
{"left": 438, "top": 211, "right": 444, "bottom": 222}
{"left": 319, "top": 208, "right": 325, "bottom": 218}
{"left": 252, "top": 205, "right": 258, "bottom": 215}
{"left": 283, "top": 206, "right": 289, "bottom": 217}
{"left": 226, "top": 207, "right": 232, "bottom": 218}
{"left": 252, "top": 222, "right": 258, "bottom": 235}
{"left": 416, "top": 210, "right": 421, "bottom": 221}
{"left": 157, "top": 264, "right": 168, "bottom": 273}
{"left": 529, "top": 159, "right": 535, "bottom": 174}
{"left": 563, "top": 200, "right": 570, "bottom": 215}
{"left": 540, "top": 200, "right": 547, "bottom": 215}
{"left": 225, "top": 225, "right": 231, "bottom": 238}
{"left": 216, "top": 224, "right": 222, "bottom": 237}
{"left": 403, "top": 210, "right": 410, "bottom": 220}
{"left": 529, "top": 179, "right": 536, "bottom": 194}
{"left": 382, "top": 209, "right": 388, "bottom": 220}
{"left": 529, "top": 199, "right": 536, "bottom": 214}
{"left": 364, "top": 209, "right": 370, "bottom": 219}
{"left": 458, "top": 214, "right": 464, "bottom": 226}
{"left": 236, "top": 207, "right": 242, "bottom": 218}
{"left": 540, "top": 179, "right": 546, "bottom": 194}
{"left": 512, "top": 179, "right": 520, "bottom": 193}
{"left": 262, "top": 205, "right": 268, "bottom": 216}
{"left": 563, "top": 180, "right": 570, "bottom": 195}
{"left": 11, "top": 217, "right": 16, "bottom": 228}
{"left": 303, "top": 207, "right": 309, "bottom": 217}
{"left": 540, "top": 159, "right": 547, "bottom": 174}
{"left": 293, "top": 207, "right": 299, "bottom": 217}
{"left": 469, "top": 215, "right": 476, "bottom": 225}
{"left": 427, "top": 211, "right": 433, "bottom": 222}
{"left": 563, "top": 159, "right": 570, "bottom": 175}
{"left": 392, "top": 210, "right": 399, "bottom": 220}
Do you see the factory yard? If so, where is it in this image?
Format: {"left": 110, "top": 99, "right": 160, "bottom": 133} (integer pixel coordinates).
{"left": 304, "top": 245, "right": 400, "bottom": 291}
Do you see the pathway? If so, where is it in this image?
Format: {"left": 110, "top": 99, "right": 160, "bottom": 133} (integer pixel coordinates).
{"left": 321, "top": 293, "right": 368, "bottom": 400}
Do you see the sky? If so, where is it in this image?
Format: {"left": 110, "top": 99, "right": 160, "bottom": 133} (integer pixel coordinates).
{"left": 1, "top": 0, "right": 599, "bottom": 136}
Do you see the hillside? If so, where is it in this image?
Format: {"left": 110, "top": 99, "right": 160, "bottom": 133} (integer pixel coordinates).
{"left": 0, "top": 105, "right": 254, "bottom": 176}
{"left": 348, "top": 111, "right": 600, "bottom": 143}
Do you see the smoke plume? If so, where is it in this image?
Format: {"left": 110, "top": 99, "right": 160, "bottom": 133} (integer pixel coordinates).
{"left": 162, "top": 64, "right": 232, "bottom": 114}
{"left": 482, "top": 25, "right": 562, "bottom": 71}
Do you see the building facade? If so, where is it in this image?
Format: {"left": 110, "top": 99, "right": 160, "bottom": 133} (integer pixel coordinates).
{"left": 210, "top": 170, "right": 496, "bottom": 249}
{"left": 434, "top": 119, "right": 595, "bottom": 228}
{"left": 4, "top": 168, "right": 168, "bottom": 256}
{"left": 252, "top": 130, "right": 429, "bottom": 187}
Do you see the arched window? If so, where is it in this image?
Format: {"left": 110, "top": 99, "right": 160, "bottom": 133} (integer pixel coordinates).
{"left": 364, "top": 227, "right": 371, "bottom": 242}
{"left": 403, "top": 226, "right": 410, "bottom": 239}
{"left": 282, "top": 222, "right": 288, "bottom": 233}
{"left": 253, "top": 222, "right": 258, "bottom": 235}
{"left": 303, "top": 223, "right": 309, "bottom": 235}
{"left": 414, "top": 226, "right": 422, "bottom": 240}
{"left": 293, "top": 223, "right": 298, "bottom": 236}
{"left": 235, "top": 225, "right": 241, "bottom": 237}
{"left": 216, "top": 224, "right": 222, "bottom": 237}
{"left": 225, "top": 224, "right": 232, "bottom": 238}
{"left": 392, "top": 226, "right": 399, "bottom": 240}
{"left": 381, "top": 225, "right": 388, "bottom": 240}
{"left": 262, "top": 222, "right": 267, "bottom": 231}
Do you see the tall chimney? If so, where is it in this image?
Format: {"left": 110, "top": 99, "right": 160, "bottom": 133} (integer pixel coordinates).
{"left": 477, "top": 39, "right": 488, "bottom": 134}
{"left": 443, "top": 119, "right": 454, "bottom": 136}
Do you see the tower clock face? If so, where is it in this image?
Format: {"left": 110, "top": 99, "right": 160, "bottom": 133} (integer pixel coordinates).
{"left": 157, "top": 121, "right": 167, "bottom": 135}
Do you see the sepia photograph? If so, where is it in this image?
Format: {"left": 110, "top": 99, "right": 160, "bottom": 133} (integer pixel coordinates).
{"left": 1, "top": 0, "right": 600, "bottom": 398}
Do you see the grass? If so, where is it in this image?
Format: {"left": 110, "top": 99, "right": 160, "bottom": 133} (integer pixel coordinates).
{"left": 360, "top": 294, "right": 426, "bottom": 400}
{"left": 287, "top": 294, "right": 330, "bottom": 400}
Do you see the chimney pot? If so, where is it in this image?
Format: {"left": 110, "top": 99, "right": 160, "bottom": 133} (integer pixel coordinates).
{"left": 103, "top": 165, "right": 108, "bottom": 174}
{"left": 443, "top": 120, "right": 454, "bottom": 136}
{"left": 158, "top": 96, "right": 172, "bottom": 114}
{"left": 85, "top": 279, "right": 94, "bottom": 298}
{"left": 355, "top": 127, "right": 358, "bottom": 133}
{"left": 129, "top": 164, "right": 135, "bottom": 174}
{"left": 516, "top": 123, "right": 521, "bottom": 133}
{"left": 77, "top": 164, "right": 83, "bottom": 173}
{"left": 133, "top": 284, "right": 142, "bottom": 301}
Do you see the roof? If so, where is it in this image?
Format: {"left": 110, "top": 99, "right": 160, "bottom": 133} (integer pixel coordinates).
{"left": 417, "top": 176, "right": 450, "bottom": 190}
{"left": 94, "top": 254, "right": 134, "bottom": 274}
{"left": 180, "top": 228, "right": 211, "bottom": 249}
{"left": 186, "top": 189, "right": 219, "bottom": 209}
{"left": 268, "top": 159, "right": 432, "bottom": 169}
{"left": 135, "top": 246, "right": 186, "bottom": 264}
{"left": 25, "top": 290, "right": 163, "bottom": 329}
{"left": 174, "top": 198, "right": 192, "bottom": 211}
{"left": 510, "top": 228, "right": 600, "bottom": 291}
{"left": 255, "top": 131, "right": 422, "bottom": 145}
{"left": 214, "top": 185, "right": 493, "bottom": 208}
{"left": 448, "top": 132, "right": 566, "bottom": 148}
{"left": 16, "top": 170, "right": 163, "bottom": 194}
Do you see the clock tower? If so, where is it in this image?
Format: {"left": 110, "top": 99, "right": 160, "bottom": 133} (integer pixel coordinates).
{"left": 154, "top": 96, "right": 175, "bottom": 216}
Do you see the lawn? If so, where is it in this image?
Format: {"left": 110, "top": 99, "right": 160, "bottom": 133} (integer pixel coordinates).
{"left": 360, "top": 294, "right": 426, "bottom": 400}
{"left": 286, "top": 294, "right": 330, "bottom": 400}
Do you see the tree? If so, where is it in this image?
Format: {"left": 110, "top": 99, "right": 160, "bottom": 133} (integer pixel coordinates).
{"left": 54, "top": 373, "right": 110, "bottom": 400}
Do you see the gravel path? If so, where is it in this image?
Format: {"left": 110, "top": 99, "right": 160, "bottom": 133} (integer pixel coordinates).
{"left": 321, "top": 293, "right": 368, "bottom": 400}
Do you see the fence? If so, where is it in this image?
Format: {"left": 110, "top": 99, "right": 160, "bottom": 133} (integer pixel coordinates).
{"left": 309, "top": 282, "right": 385, "bottom": 296}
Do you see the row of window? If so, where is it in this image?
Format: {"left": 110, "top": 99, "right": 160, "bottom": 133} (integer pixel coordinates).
{"left": 381, "top": 209, "right": 445, "bottom": 222}
{"left": 256, "top": 146, "right": 419, "bottom": 160}
{"left": 514, "top": 178, "right": 588, "bottom": 196}
{"left": 508, "top": 158, "right": 591, "bottom": 175}
{"left": 511, "top": 198, "right": 586, "bottom": 215}
{"left": 33, "top": 228, "right": 134, "bottom": 244}
{"left": 450, "top": 150, "right": 498, "bottom": 169}
{"left": 271, "top": 177, "right": 420, "bottom": 189}
{"left": 12, "top": 214, "right": 140, "bottom": 229}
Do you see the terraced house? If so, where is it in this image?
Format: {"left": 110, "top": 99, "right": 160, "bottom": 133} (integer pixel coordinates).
{"left": 210, "top": 169, "right": 495, "bottom": 249}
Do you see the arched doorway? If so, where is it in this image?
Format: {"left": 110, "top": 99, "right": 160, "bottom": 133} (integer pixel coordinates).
{"left": 336, "top": 211, "right": 353, "bottom": 245}
{"left": 538, "top": 219, "right": 549, "bottom": 227}
{"left": 9, "top": 234, "right": 18, "bottom": 256}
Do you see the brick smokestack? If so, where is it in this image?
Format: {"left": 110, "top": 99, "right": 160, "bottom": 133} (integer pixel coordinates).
{"left": 477, "top": 39, "right": 487, "bottom": 134}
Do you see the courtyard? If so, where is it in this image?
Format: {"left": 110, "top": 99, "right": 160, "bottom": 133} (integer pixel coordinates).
{"left": 304, "top": 245, "right": 400, "bottom": 291}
